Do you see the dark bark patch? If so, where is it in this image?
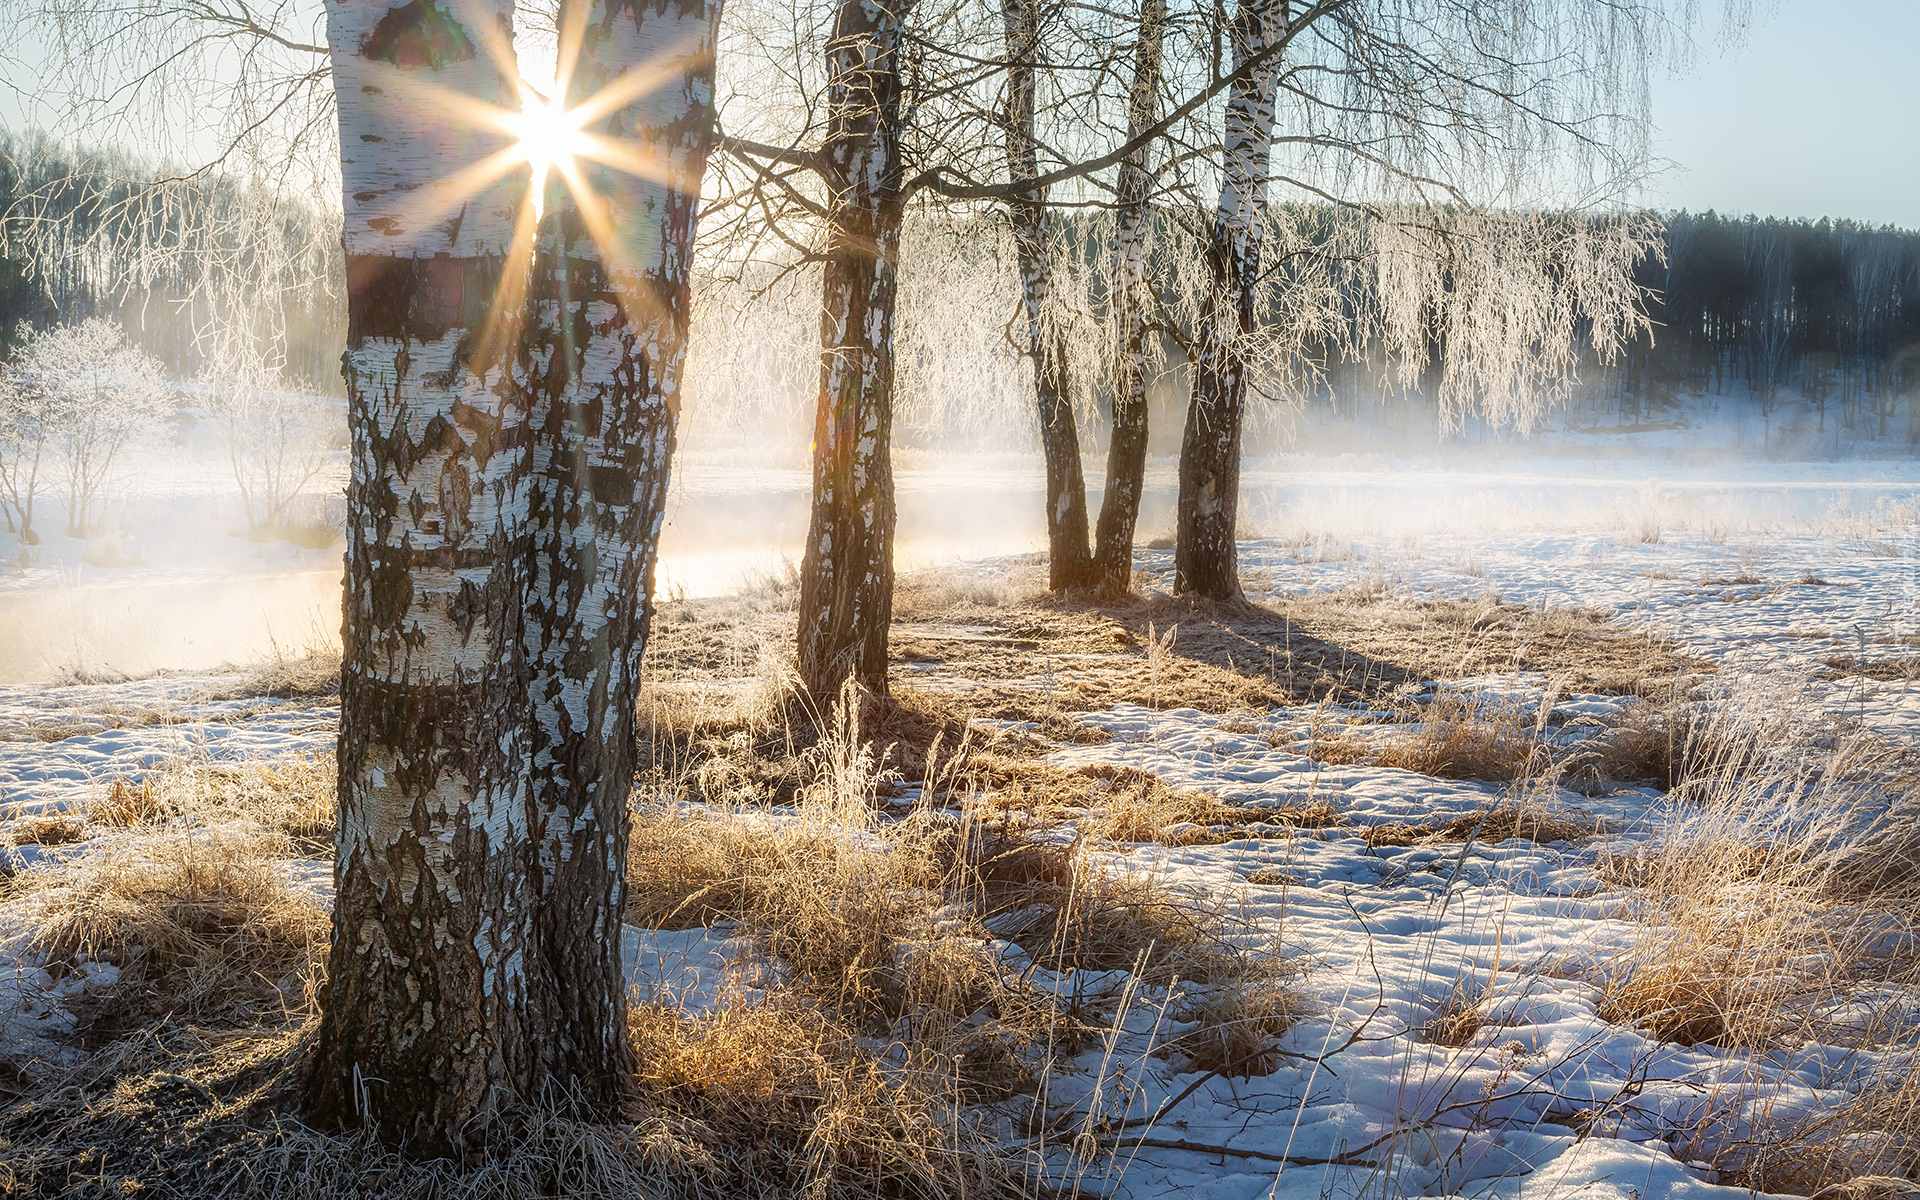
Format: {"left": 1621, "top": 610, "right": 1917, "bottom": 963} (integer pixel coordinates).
{"left": 360, "top": 0, "right": 479, "bottom": 70}
{"left": 345, "top": 254, "right": 508, "bottom": 346}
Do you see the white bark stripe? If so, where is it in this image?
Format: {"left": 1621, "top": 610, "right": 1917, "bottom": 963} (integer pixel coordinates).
{"left": 331, "top": 0, "right": 522, "bottom": 254}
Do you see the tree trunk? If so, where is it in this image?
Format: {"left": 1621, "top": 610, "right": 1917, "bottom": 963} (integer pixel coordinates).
{"left": 309, "top": 0, "right": 537, "bottom": 1154}
{"left": 796, "top": 0, "right": 908, "bottom": 699}
{"left": 1174, "top": 0, "right": 1280, "bottom": 601}
{"left": 519, "top": 0, "right": 721, "bottom": 1110}
{"left": 1002, "top": 0, "right": 1090, "bottom": 592}
{"left": 1090, "top": 0, "right": 1165, "bottom": 596}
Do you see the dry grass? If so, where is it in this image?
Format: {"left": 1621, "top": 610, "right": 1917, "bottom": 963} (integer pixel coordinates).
{"left": 199, "top": 650, "right": 341, "bottom": 702}
{"left": 89, "top": 755, "right": 336, "bottom": 848}
{"left": 7, "top": 813, "right": 87, "bottom": 846}
{"left": 1588, "top": 695, "right": 1920, "bottom": 1194}
{"left": 1363, "top": 805, "right": 1598, "bottom": 849}
{"left": 28, "top": 835, "right": 327, "bottom": 1040}
{"left": 1369, "top": 689, "right": 1547, "bottom": 783}
{"left": 638, "top": 572, "right": 1706, "bottom": 741}
{"left": 1076, "top": 766, "right": 1339, "bottom": 846}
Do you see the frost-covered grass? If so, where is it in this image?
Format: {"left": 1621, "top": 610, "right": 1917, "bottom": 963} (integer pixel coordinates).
{"left": 3, "top": 517, "right": 1920, "bottom": 1197}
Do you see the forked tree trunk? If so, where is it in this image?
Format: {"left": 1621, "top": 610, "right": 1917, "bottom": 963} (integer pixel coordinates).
{"left": 796, "top": 0, "right": 909, "bottom": 699}
{"left": 309, "top": 0, "right": 538, "bottom": 1153}
{"left": 1002, "top": 0, "right": 1090, "bottom": 592}
{"left": 1174, "top": 0, "right": 1280, "bottom": 600}
{"left": 1090, "top": 0, "right": 1165, "bottom": 596}
{"left": 520, "top": 0, "right": 721, "bottom": 1109}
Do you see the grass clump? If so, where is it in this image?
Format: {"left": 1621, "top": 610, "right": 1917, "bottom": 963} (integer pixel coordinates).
{"left": 90, "top": 755, "right": 335, "bottom": 847}
{"left": 30, "top": 836, "right": 327, "bottom": 1039}
{"left": 1370, "top": 689, "right": 1547, "bottom": 783}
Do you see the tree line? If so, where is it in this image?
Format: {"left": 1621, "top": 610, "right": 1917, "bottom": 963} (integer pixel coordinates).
{"left": 1634, "top": 212, "right": 1920, "bottom": 440}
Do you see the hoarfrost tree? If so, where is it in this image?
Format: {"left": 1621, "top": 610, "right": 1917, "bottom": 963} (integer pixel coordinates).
{"left": 1144, "top": 0, "right": 1681, "bottom": 599}
{"left": 1003, "top": 0, "right": 1091, "bottom": 590}
{"left": 10, "top": 318, "right": 171, "bottom": 537}
{"left": 1089, "top": 0, "right": 1166, "bottom": 596}
{"left": 0, "top": 356, "right": 53, "bottom": 545}
{"left": 201, "top": 328, "right": 336, "bottom": 539}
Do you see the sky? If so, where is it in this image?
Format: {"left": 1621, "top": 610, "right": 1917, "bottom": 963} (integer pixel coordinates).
{"left": 0, "top": 0, "right": 1915, "bottom": 230}
{"left": 1646, "top": 0, "right": 1920, "bottom": 227}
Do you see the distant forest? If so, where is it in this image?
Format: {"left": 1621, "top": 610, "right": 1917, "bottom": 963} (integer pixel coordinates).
{"left": 0, "top": 132, "right": 343, "bottom": 391}
{"left": 1624, "top": 212, "right": 1920, "bottom": 438}
{"left": 3, "top": 130, "right": 1917, "bottom": 442}
{"left": 1302, "top": 210, "right": 1920, "bottom": 444}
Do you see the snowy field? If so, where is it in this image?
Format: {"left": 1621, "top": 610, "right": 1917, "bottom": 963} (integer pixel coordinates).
{"left": 3, "top": 445, "right": 1920, "bottom": 1196}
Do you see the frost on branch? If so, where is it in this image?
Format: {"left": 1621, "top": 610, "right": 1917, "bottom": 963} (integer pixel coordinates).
{"left": 7, "top": 318, "right": 172, "bottom": 537}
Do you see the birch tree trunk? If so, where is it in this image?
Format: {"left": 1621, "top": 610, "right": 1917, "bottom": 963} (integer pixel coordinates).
{"left": 1174, "top": 0, "right": 1279, "bottom": 601}
{"left": 1090, "top": 0, "right": 1164, "bottom": 596}
{"left": 1003, "top": 0, "right": 1090, "bottom": 592}
{"left": 796, "top": 0, "right": 908, "bottom": 698}
{"left": 520, "top": 0, "right": 721, "bottom": 1109}
{"left": 309, "top": 0, "right": 538, "bottom": 1152}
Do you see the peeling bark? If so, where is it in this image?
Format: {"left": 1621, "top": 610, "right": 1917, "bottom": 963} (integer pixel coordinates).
{"left": 519, "top": 0, "right": 720, "bottom": 1110}
{"left": 1002, "top": 0, "right": 1090, "bottom": 592}
{"left": 1175, "top": 0, "right": 1280, "bottom": 601}
{"left": 310, "top": 0, "right": 537, "bottom": 1154}
{"left": 1091, "top": 0, "right": 1165, "bottom": 596}
{"left": 797, "top": 0, "right": 909, "bottom": 699}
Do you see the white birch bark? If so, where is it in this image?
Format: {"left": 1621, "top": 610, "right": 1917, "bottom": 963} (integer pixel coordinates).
{"left": 1091, "top": 0, "right": 1165, "bottom": 594}
{"left": 519, "top": 0, "right": 721, "bottom": 1100}
{"left": 796, "top": 0, "right": 909, "bottom": 698}
{"left": 310, "top": 0, "right": 538, "bottom": 1151}
{"left": 1002, "top": 0, "right": 1091, "bottom": 591}
{"left": 1174, "top": 0, "right": 1281, "bottom": 600}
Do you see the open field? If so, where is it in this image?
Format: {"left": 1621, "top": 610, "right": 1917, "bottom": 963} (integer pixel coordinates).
{"left": 2, "top": 486, "right": 1919, "bottom": 1197}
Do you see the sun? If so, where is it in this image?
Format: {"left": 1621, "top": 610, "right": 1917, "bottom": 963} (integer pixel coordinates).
{"left": 510, "top": 83, "right": 593, "bottom": 216}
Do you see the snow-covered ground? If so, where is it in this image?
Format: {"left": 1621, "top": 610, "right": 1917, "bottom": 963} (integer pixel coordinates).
{"left": 2, "top": 448, "right": 1919, "bottom": 1196}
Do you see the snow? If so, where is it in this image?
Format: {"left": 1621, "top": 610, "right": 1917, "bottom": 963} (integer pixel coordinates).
{"left": 3, "top": 461, "right": 1919, "bottom": 1195}
{"left": 0, "top": 672, "right": 335, "bottom": 815}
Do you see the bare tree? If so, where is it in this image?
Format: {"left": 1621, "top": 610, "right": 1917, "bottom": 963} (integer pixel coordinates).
{"left": 10, "top": 318, "right": 171, "bottom": 537}
{"left": 1090, "top": 0, "right": 1166, "bottom": 595}
{"left": 784, "top": 0, "right": 912, "bottom": 697}
{"left": 517, "top": 0, "right": 723, "bottom": 1112}
{"left": 0, "top": 357, "right": 52, "bottom": 545}
{"left": 201, "top": 327, "right": 334, "bottom": 539}
{"left": 1003, "top": 0, "right": 1091, "bottom": 590}
{"left": 1171, "top": 0, "right": 1281, "bottom": 600}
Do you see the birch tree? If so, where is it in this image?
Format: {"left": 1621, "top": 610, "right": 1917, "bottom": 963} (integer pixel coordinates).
{"left": 12, "top": 318, "right": 172, "bottom": 537}
{"left": 791, "top": 0, "right": 911, "bottom": 697}
{"left": 305, "top": 0, "right": 540, "bottom": 1152}
{"left": 1172, "top": 0, "right": 1277, "bottom": 600}
{"left": 0, "top": 358, "right": 52, "bottom": 545}
{"left": 518, "top": 0, "right": 723, "bottom": 1106}
{"left": 1089, "top": 0, "right": 1165, "bottom": 595}
{"left": 1003, "top": 0, "right": 1091, "bottom": 591}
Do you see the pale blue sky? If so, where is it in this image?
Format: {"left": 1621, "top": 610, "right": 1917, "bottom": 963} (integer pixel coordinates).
{"left": 1646, "top": 0, "right": 1920, "bottom": 226}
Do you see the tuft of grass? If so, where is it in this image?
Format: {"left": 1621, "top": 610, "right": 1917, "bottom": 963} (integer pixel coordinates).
{"left": 91, "top": 755, "right": 336, "bottom": 847}
{"left": 8, "top": 813, "right": 88, "bottom": 846}
{"left": 92, "top": 778, "right": 167, "bottom": 826}
{"left": 30, "top": 836, "right": 328, "bottom": 1038}
{"left": 1370, "top": 689, "right": 1545, "bottom": 783}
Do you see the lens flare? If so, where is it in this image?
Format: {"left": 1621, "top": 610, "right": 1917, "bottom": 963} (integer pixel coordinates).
{"left": 510, "top": 84, "right": 593, "bottom": 218}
